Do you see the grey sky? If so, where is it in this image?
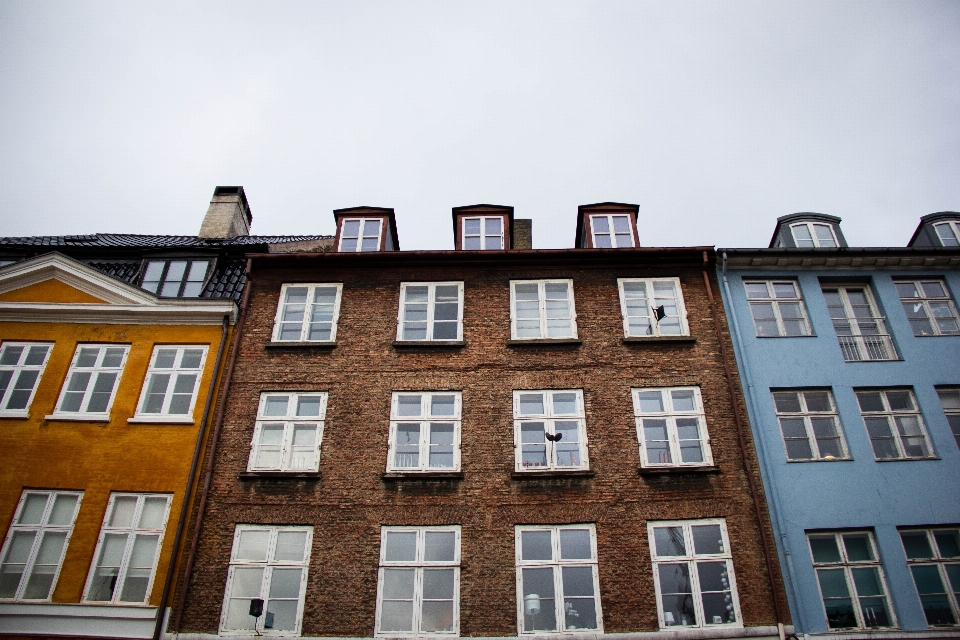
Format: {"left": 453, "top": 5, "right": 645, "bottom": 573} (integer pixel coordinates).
{"left": 1, "top": 1, "right": 957, "bottom": 250}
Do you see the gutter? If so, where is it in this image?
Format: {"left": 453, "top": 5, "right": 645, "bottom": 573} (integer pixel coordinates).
{"left": 152, "top": 314, "right": 231, "bottom": 640}
{"left": 701, "top": 251, "right": 787, "bottom": 632}
{"left": 170, "top": 259, "right": 255, "bottom": 634}
{"left": 720, "top": 251, "right": 806, "bottom": 633}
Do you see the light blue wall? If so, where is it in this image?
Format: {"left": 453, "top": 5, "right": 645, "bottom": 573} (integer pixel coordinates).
{"left": 719, "top": 263, "right": 960, "bottom": 634}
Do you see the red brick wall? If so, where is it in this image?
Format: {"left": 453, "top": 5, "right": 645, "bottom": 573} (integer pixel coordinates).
{"left": 179, "top": 251, "right": 785, "bottom": 636}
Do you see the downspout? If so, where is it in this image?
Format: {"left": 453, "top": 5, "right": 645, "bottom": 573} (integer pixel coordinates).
{"left": 152, "top": 314, "right": 230, "bottom": 640}
{"left": 721, "top": 251, "right": 806, "bottom": 632}
{"left": 170, "top": 259, "right": 255, "bottom": 635}
{"left": 702, "top": 251, "right": 787, "bottom": 630}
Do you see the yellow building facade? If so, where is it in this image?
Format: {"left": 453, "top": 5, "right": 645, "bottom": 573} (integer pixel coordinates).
{"left": 0, "top": 253, "right": 235, "bottom": 638}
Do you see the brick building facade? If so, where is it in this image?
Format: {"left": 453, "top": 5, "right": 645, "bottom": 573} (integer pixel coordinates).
{"left": 174, "top": 204, "right": 789, "bottom": 639}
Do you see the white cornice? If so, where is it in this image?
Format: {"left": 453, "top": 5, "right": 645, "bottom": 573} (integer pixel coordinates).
{"left": 0, "top": 253, "right": 237, "bottom": 324}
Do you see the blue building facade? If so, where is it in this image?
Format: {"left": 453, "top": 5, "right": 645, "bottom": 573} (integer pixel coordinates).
{"left": 719, "top": 213, "right": 960, "bottom": 637}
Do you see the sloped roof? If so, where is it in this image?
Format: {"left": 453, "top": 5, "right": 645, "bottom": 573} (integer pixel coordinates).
{"left": 0, "top": 233, "right": 329, "bottom": 248}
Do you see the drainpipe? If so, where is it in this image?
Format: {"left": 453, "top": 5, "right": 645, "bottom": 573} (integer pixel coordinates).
{"left": 152, "top": 314, "right": 230, "bottom": 640}
{"left": 702, "top": 251, "right": 787, "bottom": 628}
{"left": 720, "top": 251, "right": 806, "bottom": 633}
{"left": 170, "top": 259, "right": 255, "bottom": 635}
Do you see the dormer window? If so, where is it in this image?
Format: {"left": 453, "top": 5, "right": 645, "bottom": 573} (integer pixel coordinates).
{"left": 575, "top": 203, "right": 639, "bottom": 249}
{"left": 338, "top": 218, "right": 382, "bottom": 252}
{"left": 589, "top": 214, "right": 635, "bottom": 248}
{"left": 790, "top": 222, "right": 837, "bottom": 248}
{"left": 933, "top": 221, "right": 960, "bottom": 247}
{"left": 142, "top": 259, "right": 210, "bottom": 297}
{"left": 462, "top": 217, "right": 503, "bottom": 250}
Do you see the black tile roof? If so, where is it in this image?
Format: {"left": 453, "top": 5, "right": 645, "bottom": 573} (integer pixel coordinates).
{"left": 0, "top": 233, "right": 329, "bottom": 248}
{"left": 0, "top": 233, "right": 331, "bottom": 302}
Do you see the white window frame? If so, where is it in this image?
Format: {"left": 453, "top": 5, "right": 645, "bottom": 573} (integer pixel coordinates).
{"left": 247, "top": 392, "right": 328, "bottom": 472}
{"left": 899, "top": 527, "right": 960, "bottom": 627}
{"left": 220, "top": 525, "right": 313, "bottom": 636}
{"left": 131, "top": 345, "right": 208, "bottom": 422}
{"left": 744, "top": 280, "right": 812, "bottom": 337}
{"left": 515, "top": 524, "right": 603, "bottom": 634}
{"left": 272, "top": 284, "right": 343, "bottom": 343}
{"left": 49, "top": 344, "right": 130, "bottom": 420}
{"left": 396, "top": 282, "right": 464, "bottom": 342}
{"left": 936, "top": 387, "right": 960, "bottom": 450}
{"left": 790, "top": 222, "right": 838, "bottom": 248}
{"left": 632, "top": 387, "right": 713, "bottom": 468}
{"left": 895, "top": 279, "right": 960, "bottom": 337}
{"left": 933, "top": 221, "right": 960, "bottom": 247}
{"left": 387, "top": 392, "right": 462, "bottom": 473}
{"left": 822, "top": 285, "right": 898, "bottom": 361}
{"left": 513, "top": 390, "right": 589, "bottom": 472}
{"left": 461, "top": 216, "right": 504, "bottom": 250}
{"left": 375, "top": 526, "right": 461, "bottom": 636}
{"left": 338, "top": 217, "right": 383, "bottom": 252}
{"left": 771, "top": 389, "right": 849, "bottom": 461}
{"left": 808, "top": 530, "right": 896, "bottom": 629}
{"left": 647, "top": 519, "right": 742, "bottom": 630}
{"left": 141, "top": 259, "right": 211, "bottom": 297}
{"left": 617, "top": 278, "right": 689, "bottom": 338}
{"left": 510, "top": 280, "right": 578, "bottom": 340}
{"left": 0, "top": 341, "right": 54, "bottom": 417}
{"left": 83, "top": 493, "right": 172, "bottom": 604}
{"left": 0, "top": 490, "right": 83, "bottom": 601}
{"left": 855, "top": 388, "right": 934, "bottom": 460}
{"left": 589, "top": 214, "right": 635, "bottom": 248}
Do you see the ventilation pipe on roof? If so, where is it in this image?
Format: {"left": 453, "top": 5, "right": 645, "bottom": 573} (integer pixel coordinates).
{"left": 198, "top": 186, "right": 252, "bottom": 239}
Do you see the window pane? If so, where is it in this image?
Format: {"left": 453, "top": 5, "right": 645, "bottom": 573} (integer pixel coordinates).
{"left": 265, "top": 598, "right": 299, "bottom": 631}
{"left": 843, "top": 534, "right": 874, "bottom": 561}
{"left": 671, "top": 390, "right": 695, "bottom": 412}
{"left": 268, "top": 567, "right": 302, "bottom": 599}
{"left": 654, "top": 527, "right": 686, "bottom": 557}
{"left": 396, "top": 395, "right": 422, "bottom": 417}
{"left": 263, "top": 396, "right": 289, "bottom": 417}
{"left": 559, "top": 529, "right": 591, "bottom": 560}
{"left": 901, "top": 531, "right": 934, "bottom": 559}
{"left": 519, "top": 393, "right": 545, "bottom": 415}
{"left": 637, "top": 391, "right": 664, "bottom": 413}
{"left": 422, "top": 567, "right": 455, "bottom": 600}
{"left": 109, "top": 497, "right": 138, "bottom": 528}
{"left": 521, "top": 530, "right": 553, "bottom": 561}
{"left": 744, "top": 282, "right": 770, "bottom": 299}
{"left": 48, "top": 494, "right": 78, "bottom": 526}
{"left": 18, "top": 494, "right": 48, "bottom": 525}
{"left": 236, "top": 530, "right": 270, "bottom": 562}
{"left": 934, "top": 531, "right": 960, "bottom": 558}
{"left": 139, "top": 497, "right": 167, "bottom": 529}
{"left": 692, "top": 525, "right": 723, "bottom": 555}
{"left": 810, "top": 536, "right": 841, "bottom": 563}
{"left": 421, "top": 600, "right": 455, "bottom": 632}
{"left": 552, "top": 393, "right": 577, "bottom": 415}
{"left": 522, "top": 567, "right": 557, "bottom": 631}
{"left": 424, "top": 531, "right": 456, "bottom": 563}
{"left": 275, "top": 531, "right": 308, "bottom": 562}
{"left": 384, "top": 531, "right": 417, "bottom": 562}
{"left": 657, "top": 563, "right": 696, "bottom": 626}
{"left": 296, "top": 396, "right": 323, "bottom": 417}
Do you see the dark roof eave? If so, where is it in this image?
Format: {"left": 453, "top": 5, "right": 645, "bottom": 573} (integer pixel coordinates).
{"left": 245, "top": 246, "right": 717, "bottom": 270}
{"left": 719, "top": 246, "right": 960, "bottom": 269}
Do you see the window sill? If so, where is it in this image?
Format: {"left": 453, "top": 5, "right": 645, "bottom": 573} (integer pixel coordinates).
{"left": 392, "top": 340, "right": 465, "bottom": 348}
{"left": 507, "top": 338, "right": 582, "bottom": 346}
{"left": 382, "top": 471, "right": 464, "bottom": 480}
{"left": 786, "top": 457, "right": 852, "bottom": 463}
{"left": 755, "top": 334, "right": 817, "bottom": 338}
{"left": 238, "top": 471, "right": 321, "bottom": 479}
{"left": 512, "top": 469, "right": 595, "bottom": 479}
{"left": 874, "top": 456, "right": 940, "bottom": 462}
{"left": 638, "top": 465, "right": 720, "bottom": 476}
{"left": 44, "top": 413, "right": 111, "bottom": 423}
{"left": 623, "top": 335, "right": 696, "bottom": 344}
{"left": 0, "top": 411, "right": 30, "bottom": 419}
{"left": 127, "top": 416, "right": 195, "bottom": 424}
{"left": 265, "top": 341, "right": 336, "bottom": 349}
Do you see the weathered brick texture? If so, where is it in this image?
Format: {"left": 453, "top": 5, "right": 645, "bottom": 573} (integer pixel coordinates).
{"left": 179, "top": 249, "right": 786, "bottom": 636}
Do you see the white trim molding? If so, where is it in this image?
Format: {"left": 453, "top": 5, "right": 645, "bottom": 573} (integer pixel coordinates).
{"left": 0, "top": 602, "right": 159, "bottom": 639}
{"left": 0, "top": 253, "right": 236, "bottom": 325}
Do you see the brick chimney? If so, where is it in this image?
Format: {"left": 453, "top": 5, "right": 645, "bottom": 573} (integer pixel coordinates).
{"left": 198, "top": 186, "right": 252, "bottom": 239}
{"left": 514, "top": 219, "right": 532, "bottom": 249}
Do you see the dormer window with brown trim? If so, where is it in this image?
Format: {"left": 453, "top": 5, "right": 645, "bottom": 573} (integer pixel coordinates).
{"left": 339, "top": 218, "right": 383, "bottom": 252}
{"left": 463, "top": 217, "right": 504, "bottom": 250}
{"left": 575, "top": 203, "right": 640, "bottom": 249}
{"left": 589, "top": 214, "right": 635, "bottom": 248}
{"left": 333, "top": 207, "right": 399, "bottom": 252}
{"left": 452, "top": 205, "right": 513, "bottom": 251}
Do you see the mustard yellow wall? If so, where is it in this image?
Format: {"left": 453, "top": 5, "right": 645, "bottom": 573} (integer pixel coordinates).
{"left": 0, "top": 279, "right": 108, "bottom": 304}
{"left": 0, "top": 320, "right": 230, "bottom": 606}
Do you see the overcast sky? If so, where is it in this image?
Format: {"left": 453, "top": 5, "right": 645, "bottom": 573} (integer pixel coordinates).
{"left": 1, "top": 1, "right": 958, "bottom": 250}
